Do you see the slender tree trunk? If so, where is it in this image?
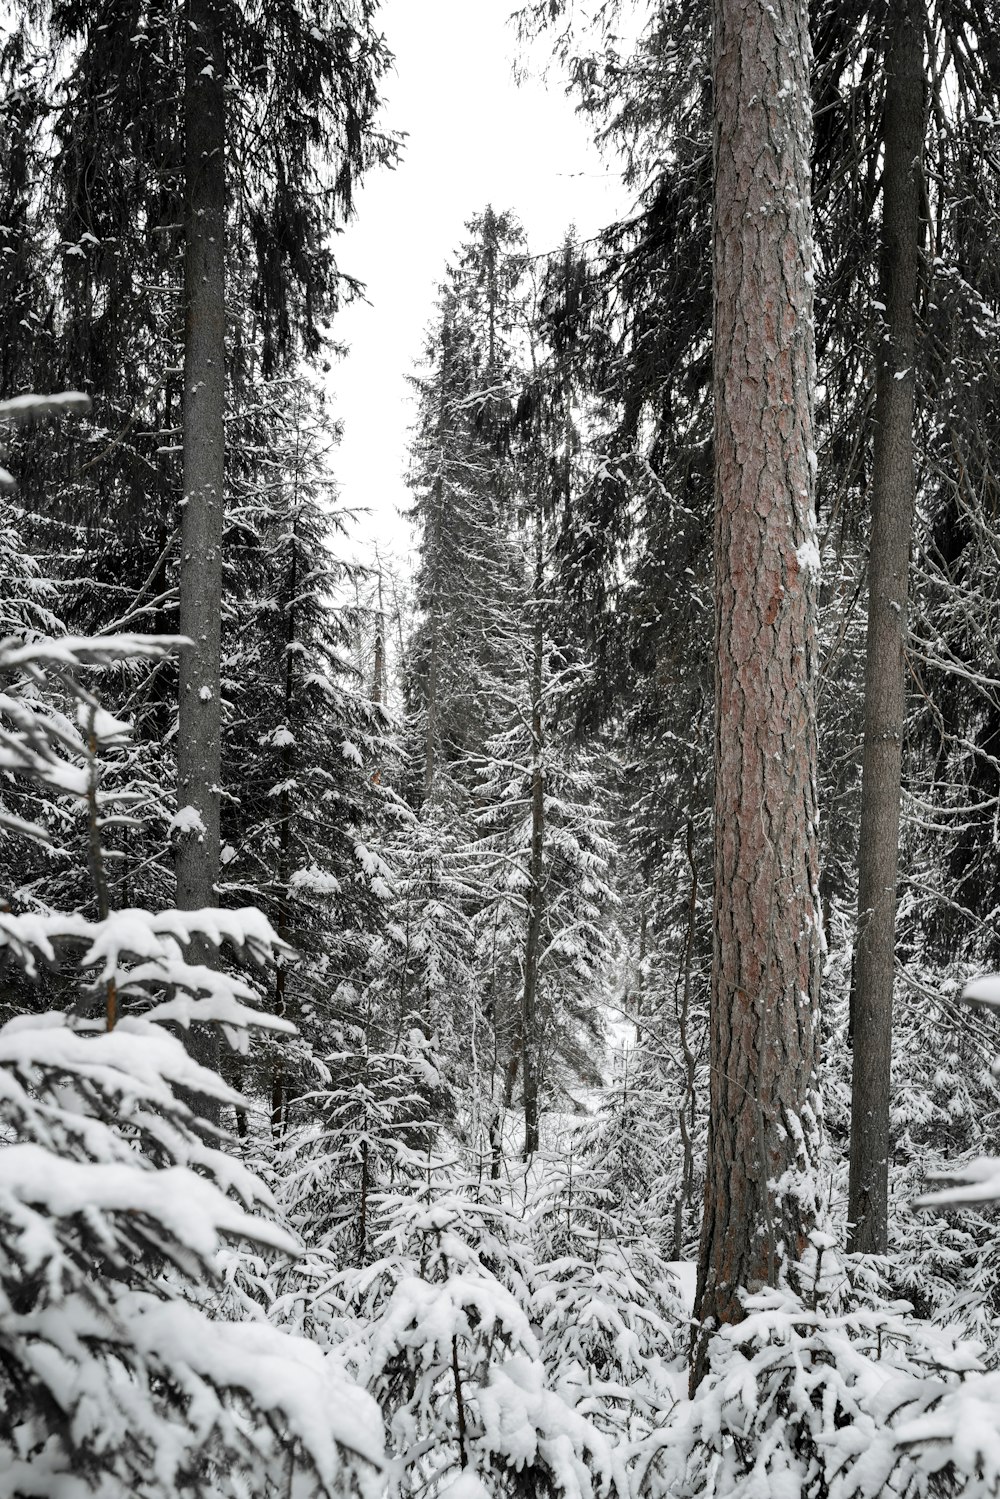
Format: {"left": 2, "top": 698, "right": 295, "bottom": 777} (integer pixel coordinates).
{"left": 483, "top": 204, "right": 498, "bottom": 374}
{"left": 423, "top": 616, "right": 438, "bottom": 803}
{"left": 522, "top": 516, "right": 545, "bottom": 1159}
{"left": 358, "top": 1133, "right": 370, "bottom": 1257}
{"left": 271, "top": 521, "right": 297, "bottom": 1140}
{"left": 635, "top": 897, "right": 647, "bottom": 1041}
{"left": 372, "top": 567, "right": 385, "bottom": 704}
{"left": 503, "top": 1035, "right": 521, "bottom": 1110}
{"left": 848, "top": 0, "right": 924, "bottom": 1255}
{"left": 176, "top": 0, "right": 225, "bottom": 1090}
{"left": 422, "top": 309, "right": 454, "bottom": 809}
{"left": 692, "top": 0, "right": 821, "bottom": 1387}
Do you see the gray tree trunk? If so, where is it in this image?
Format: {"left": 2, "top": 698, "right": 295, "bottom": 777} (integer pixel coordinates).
{"left": 848, "top": 0, "right": 924, "bottom": 1255}
{"left": 692, "top": 0, "right": 821, "bottom": 1387}
{"left": 423, "top": 615, "right": 438, "bottom": 804}
{"left": 176, "top": 0, "right": 226, "bottom": 1087}
{"left": 422, "top": 310, "right": 454, "bottom": 809}
{"left": 372, "top": 566, "right": 385, "bottom": 704}
{"left": 521, "top": 514, "right": 545, "bottom": 1160}
{"left": 270, "top": 518, "right": 297, "bottom": 1139}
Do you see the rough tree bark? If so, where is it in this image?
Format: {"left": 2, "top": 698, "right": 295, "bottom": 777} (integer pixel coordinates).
{"left": 692, "top": 0, "right": 821, "bottom": 1388}
{"left": 848, "top": 0, "right": 924, "bottom": 1255}
{"left": 176, "top": 0, "right": 225, "bottom": 1083}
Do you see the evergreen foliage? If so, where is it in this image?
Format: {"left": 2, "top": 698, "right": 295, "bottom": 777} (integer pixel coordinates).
{"left": 0, "top": 628, "right": 383, "bottom": 1497}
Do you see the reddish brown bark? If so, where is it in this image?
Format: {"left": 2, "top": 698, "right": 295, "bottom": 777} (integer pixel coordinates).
{"left": 692, "top": 0, "right": 821, "bottom": 1387}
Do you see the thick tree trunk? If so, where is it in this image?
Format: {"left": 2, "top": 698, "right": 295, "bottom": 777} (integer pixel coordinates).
{"left": 521, "top": 519, "right": 545, "bottom": 1160}
{"left": 176, "top": 0, "right": 225, "bottom": 1084}
{"left": 692, "top": 0, "right": 821, "bottom": 1387}
{"left": 848, "top": 0, "right": 924, "bottom": 1255}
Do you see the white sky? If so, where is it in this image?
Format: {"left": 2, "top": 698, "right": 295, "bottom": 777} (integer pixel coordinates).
{"left": 328, "top": 0, "right": 633, "bottom": 568}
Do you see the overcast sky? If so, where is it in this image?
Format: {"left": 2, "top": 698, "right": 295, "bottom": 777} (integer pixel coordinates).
{"left": 328, "top": 0, "right": 633, "bottom": 565}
